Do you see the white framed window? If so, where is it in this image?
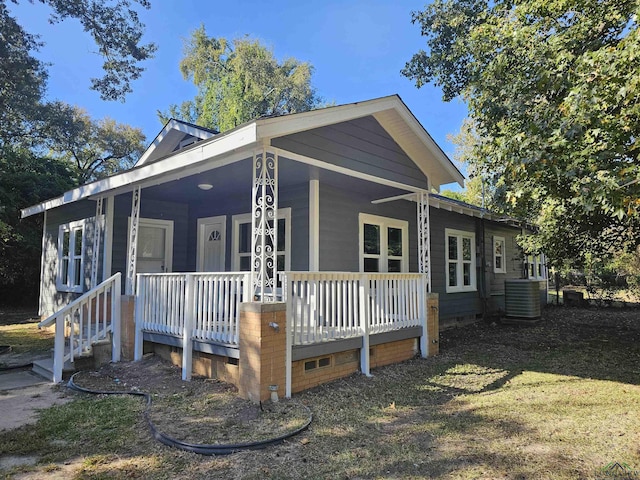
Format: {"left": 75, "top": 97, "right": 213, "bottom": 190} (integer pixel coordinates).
{"left": 359, "top": 213, "right": 409, "bottom": 273}
{"left": 445, "top": 228, "right": 476, "bottom": 293}
{"left": 493, "top": 236, "right": 506, "bottom": 274}
{"left": 527, "top": 254, "right": 546, "bottom": 279}
{"left": 57, "top": 219, "right": 85, "bottom": 293}
{"left": 232, "top": 208, "right": 291, "bottom": 277}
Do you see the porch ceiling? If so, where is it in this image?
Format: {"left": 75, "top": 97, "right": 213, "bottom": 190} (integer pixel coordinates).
{"left": 141, "top": 157, "right": 408, "bottom": 204}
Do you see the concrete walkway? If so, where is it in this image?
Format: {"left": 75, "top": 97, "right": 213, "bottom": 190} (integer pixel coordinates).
{"left": 0, "top": 369, "right": 72, "bottom": 431}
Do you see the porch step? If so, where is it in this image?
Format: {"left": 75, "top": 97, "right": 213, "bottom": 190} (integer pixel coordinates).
{"left": 32, "top": 357, "right": 76, "bottom": 382}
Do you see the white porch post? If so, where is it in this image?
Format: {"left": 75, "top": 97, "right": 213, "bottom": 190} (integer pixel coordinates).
{"left": 103, "top": 196, "right": 114, "bottom": 281}
{"left": 90, "top": 197, "right": 104, "bottom": 288}
{"left": 251, "top": 148, "right": 278, "bottom": 302}
{"left": 309, "top": 177, "right": 320, "bottom": 271}
{"left": 417, "top": 191, "right": 431, "bottom": 357}
{"left": 418, "top": 191, "right": 431, "bottom": 291}
{"left": 125, "top": 186, "right": 141, "bottom": 295}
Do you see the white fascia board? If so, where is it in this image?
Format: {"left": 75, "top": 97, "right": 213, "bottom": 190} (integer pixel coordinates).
{"left": 22, "top": 123, "right": 257, "bottom": 218}
{"left": 137, "top": 119, "right": 217, "bottom": 167}
{"left": 272, "top": 146, "right": 423, "bottom": 193}
{"left": 388, "top": 104, "right": 465, "bottom": 188}
{"left": 256, "top": 96, "right": 399, "bottom": 140}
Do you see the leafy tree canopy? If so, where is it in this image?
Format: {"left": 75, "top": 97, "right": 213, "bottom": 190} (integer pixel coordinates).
{"left": 7, "top": 0, "right": 156, "bottom": 102}
{"left": 0, "top": 148, "right": 75, "bottom": 292}
{"left": 159, "top": 26, "right": 323, "bottom": 132}
{"left": 43, "top": 104, "right": 146, "bottom": 183}
{"left": 403, "top": 0, "right": 640, "bottom": 266}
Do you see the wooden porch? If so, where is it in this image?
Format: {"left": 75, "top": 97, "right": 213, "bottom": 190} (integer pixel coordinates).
{"left": 133, "top": 271, "right": 434, "bottom": 398}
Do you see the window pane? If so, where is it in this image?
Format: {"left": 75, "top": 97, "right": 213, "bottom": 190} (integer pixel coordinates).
{"left": 538, "top": 263, "right": 542, "bottom": 277}
{"left": 239, "top": 223, "right": 251, "bottom": 254}
{"left": 529, "top": 263, "right": 534, "bottom": 277}
{"left": 364, "top": 224, "right": 380, "bottom": 255}
{"left": 463, "top": 262, "right": 471, "bottom": 286}
{"left": 462, "top": 237, "right": 472, "bottom": 261}
{"left": 388, "top": 259, "right": 401, "bottom": 272}
{"left": 495, "top": 240, "right": 503, "bottom": 256}
{"left": 74, "top": 229, "right": 83, "bottom": 256}
{"left": 240, "top": 256, "right": 251, "bottom": 271}
{"left": 277, "top": 219, "right": 285, "bottom": 252}
{"left": 63, "top": 231, "right": 70, "bottom": 256}
{"left": 448, "top": 262, "right": 457, "bottom": 286}
{"left": 73, "top": 259, "right": 82, "bottom": 286}
{"left": 448, "top": 236, "right": 458, "bottom": 260}
{"left": 364, "top": 257, "right": 379, "bottom": 272}
{"left": 138, "top": 226, "right": 165, "bottom": 259}
{"left": 495, "top": 256, "right": 502, "bottom": 270}
{"left": 62, "top": 259, "right": 69, "bottom": 283}
{"left": 388, "top": 227, "right": 402, "bottom": 256}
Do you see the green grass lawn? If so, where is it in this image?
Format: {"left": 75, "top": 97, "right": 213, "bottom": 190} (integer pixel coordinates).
{"left": 2, "top": 306, "right": 640, "bottom": 479}
{"left": 0, "top": 322, "right": 54, "bottom": 354}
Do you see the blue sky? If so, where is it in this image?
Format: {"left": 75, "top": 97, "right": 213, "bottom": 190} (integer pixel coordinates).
{"left": 8, "top": 0, "right": 468, "bottom": 189}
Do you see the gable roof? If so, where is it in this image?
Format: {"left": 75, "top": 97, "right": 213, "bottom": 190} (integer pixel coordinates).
{"left": 22, "top": 95, "right": 465, "bottom": 218}
{"left": 136, "top": 119, "right": 218, "bottom": 166}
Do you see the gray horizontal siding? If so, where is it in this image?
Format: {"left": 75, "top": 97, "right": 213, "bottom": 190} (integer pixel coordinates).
{"left": 111, "top": 193, "right": 189, "bottom": 284}
{"left": 319, "top": 183, "right": 417, "bottom": 272}
{"left": 429, "top": 207, "right": 482, "bottom": 320}
{"left": 271, "top": 116, "right": 428, "bottom": 190}
{"left": 41, "top": 200, "right": 102, "bottom": 316}
{"left": 484, "top": 224, "right": 524, "bottom": 295}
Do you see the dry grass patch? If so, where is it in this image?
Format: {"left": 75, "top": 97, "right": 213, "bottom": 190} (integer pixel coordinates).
{"left": 2, "top": 306, "right": 640, "bottom": 479}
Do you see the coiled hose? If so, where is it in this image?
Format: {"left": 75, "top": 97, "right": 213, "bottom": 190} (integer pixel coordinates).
{"left": 67, "top": 372, "right": 313, "bottom": 455}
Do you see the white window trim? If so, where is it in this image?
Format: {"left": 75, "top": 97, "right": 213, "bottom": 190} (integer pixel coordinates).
{"left": 358, "top": 213, "right": 409, "bottom": 273}
{"left": 493, "top": 235, "right": 506, "bottom": 274}
{"left": 232, "top": 208, "right": 291, "bottom": 272}
{"left": 445, "top": 228, "right": 477, "bottom": 293}
{"left": 56, "top": 219, "right": 86, "bottom": 293}
{"left": 527, "top": 253, "right": 546, "bottom": 279}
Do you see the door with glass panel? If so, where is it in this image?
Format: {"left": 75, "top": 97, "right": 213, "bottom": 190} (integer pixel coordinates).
{"left": 132, "top": 219, "right": 174, "bottom": 273}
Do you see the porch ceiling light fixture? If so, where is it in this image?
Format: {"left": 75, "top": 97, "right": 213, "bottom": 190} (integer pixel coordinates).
{"left": 197, "top": 183, "right": 213, "bottom": 191}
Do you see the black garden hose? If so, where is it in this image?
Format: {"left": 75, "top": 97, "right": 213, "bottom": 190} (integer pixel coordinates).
{"left": 67, "top": 372, "right": 313, "bottom": 455}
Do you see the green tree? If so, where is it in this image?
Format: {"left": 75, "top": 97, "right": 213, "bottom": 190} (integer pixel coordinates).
{"left": 0, "top": 149, "right": 75, "bottom": 303}
{"left": 159, "top": 26, "right": 323, "bottom": 132}
{"left": 403, "top": 0, "right": 640, "bottom": 266}
{"left": 7, "top": 0, "right": 156, "bottom": 102}
{"left": 43, "top": 104, "right": 146, "bottom": 183}
{"left": 0, "top": 3, "right": 48, "bottom": 146}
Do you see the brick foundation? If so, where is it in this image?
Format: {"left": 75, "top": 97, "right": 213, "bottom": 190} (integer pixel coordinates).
{"left": 130, "top": 294, "right": 440, "bottom": 399}
{"left": 427, "top": 293, "right": 440, "bottom": 356}
{"left": 238, "top": 302, "right": 287, "bottom": 402}
{"left": 120, "top": 295, "right": 135, "bottom": 361}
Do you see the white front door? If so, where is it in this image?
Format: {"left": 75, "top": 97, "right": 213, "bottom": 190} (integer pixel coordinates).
{"left": 197, "top": 216, "right": 226, "bottom": 272}
{"left": 132, "top": 218, "right": 174, "bottom": 273}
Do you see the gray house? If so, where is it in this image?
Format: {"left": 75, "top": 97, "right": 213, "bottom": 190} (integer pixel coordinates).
{"left": 23, "top": 95, "right": 544, "bottom": 396}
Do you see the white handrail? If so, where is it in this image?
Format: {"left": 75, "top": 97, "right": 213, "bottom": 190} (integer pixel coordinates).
{"left": 41, "top": 272, "right": 122, "bottom": 383}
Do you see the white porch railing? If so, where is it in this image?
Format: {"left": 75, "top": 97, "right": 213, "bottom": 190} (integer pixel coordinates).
{"left": 284, "top": 272, "right": 426, "bottom": 344}
{"left": 38, "top": 273, "right": 122, "bottom": 383}
{"left": 283, "top": 272, "right": 428, "bottom": 397}
{"left": 134, "top": 272, "right": 251, "bottom": 380}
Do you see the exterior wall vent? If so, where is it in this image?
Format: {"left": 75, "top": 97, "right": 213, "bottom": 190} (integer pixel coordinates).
{"left": 504, "top": 279, "right": 541, "bottom": 319}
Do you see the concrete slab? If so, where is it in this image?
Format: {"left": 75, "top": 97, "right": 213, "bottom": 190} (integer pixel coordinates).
{"left": 0, "top": 382, "right": 73, "bottom": 431}
{"left": 0, "top": 370, "right": 47, "bottom": 390}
